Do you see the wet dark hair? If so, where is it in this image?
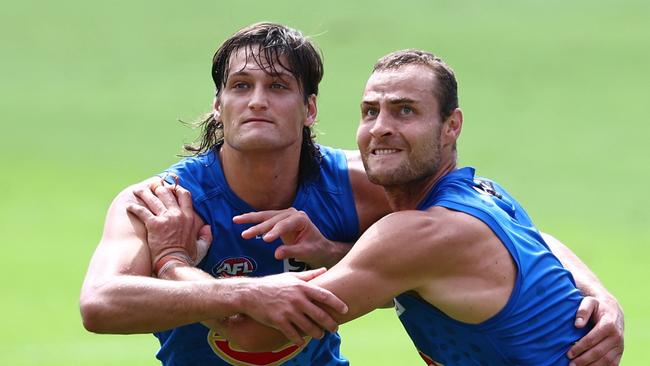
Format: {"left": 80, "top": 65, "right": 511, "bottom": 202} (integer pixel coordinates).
{"left": 373, "top": 49, "right": 458, "bottom": 121}
{"left": 184, "top": 22, "right": 323, "bottom": 182}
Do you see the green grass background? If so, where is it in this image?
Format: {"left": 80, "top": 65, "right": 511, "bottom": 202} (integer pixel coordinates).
{"left": 1, "top": 0, "right": 648, "bottom": 364}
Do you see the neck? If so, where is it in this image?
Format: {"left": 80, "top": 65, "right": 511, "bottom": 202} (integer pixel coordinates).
{"left": 384, "top": 159, "right": 457, "bottom": 211}
{"left": 219, "top": 144, "right": 301, "bottom": 210}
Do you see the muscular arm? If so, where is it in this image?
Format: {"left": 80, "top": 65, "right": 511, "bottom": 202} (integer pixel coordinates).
{"left": 79, "top": 179, "right": 245, "bottom": 333}
{"left": 224, "top": 210, "right": 625, "bottom": 365}
{"left": 115, "top": 182, "right": 348, "bottom": 345}
{"left": 224, "top": 209, "right": 483, "bottom": 350}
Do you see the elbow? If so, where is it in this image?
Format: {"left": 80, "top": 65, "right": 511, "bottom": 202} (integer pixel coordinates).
{"left": 80, "top": 298, "right": 102, "bottom": 333}
{"left": 80, "top": 296, "right": 107, "bottom": 333}
{"left": 79, "top": 288, "right": 115, "bottom": 333}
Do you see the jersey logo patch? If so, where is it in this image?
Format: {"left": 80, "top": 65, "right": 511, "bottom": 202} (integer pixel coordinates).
{"left": 207, "top": 329, "right": 309, "bottom": 366}
{"left": 472, "top": 179, "right": 502, "bottom": 199}
{"left": 212, "top": 256, "right": 257, "bottom": 277}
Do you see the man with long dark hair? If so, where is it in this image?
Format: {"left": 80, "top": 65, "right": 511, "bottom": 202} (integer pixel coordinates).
{"left": 81, "top": 22, "right": 388, "bottom": 365}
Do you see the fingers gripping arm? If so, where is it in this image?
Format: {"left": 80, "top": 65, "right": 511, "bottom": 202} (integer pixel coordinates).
{"left": 127, "top": 181, "right": 210, "bottom": 273}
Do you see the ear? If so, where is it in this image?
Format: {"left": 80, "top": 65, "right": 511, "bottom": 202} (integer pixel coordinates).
{"left": 442, "top": 108, "right": 463, "bottom": 146}
{"left": 213, "top": 96, "right": 221, "bottom": 120}
{"left": 304, "top": 94, "right": 318, "bottom": 127}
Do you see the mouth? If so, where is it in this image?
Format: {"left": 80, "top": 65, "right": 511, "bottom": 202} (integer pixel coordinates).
{"left": 243, "top": 117, "right": 273, "bottom": 124}
{"left": 371, "top": 148, "right": 402, "bottom": 156}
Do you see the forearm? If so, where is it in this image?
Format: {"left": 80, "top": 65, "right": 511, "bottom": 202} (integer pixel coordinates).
{"left": 542, "top": 232, "right": 613, "bottom": 298}
{"left": 80, "top": 274, "right": 244, "bottom": 334}
{"left": 160, "top": 265, "right": 300, "bottom": 350}
{"left": 220, "top": 266, "right": 392, "bottom": 353}
{"left": 159, "top": 263, "right": 238, "bottom": 332}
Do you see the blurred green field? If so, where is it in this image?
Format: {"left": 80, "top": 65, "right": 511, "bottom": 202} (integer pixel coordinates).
{"left": 1, "top": 0, "right": 648, "bottom": 364}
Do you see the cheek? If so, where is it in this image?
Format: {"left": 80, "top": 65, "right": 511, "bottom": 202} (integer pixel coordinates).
{"left": 355, "top": 129, "right": 365, "bottom": 149}
{"left": 356, "top": 123, "right": 370, "bottom": 146}
{"left": 218, "top": 99, "right": 234, "bottom": 119}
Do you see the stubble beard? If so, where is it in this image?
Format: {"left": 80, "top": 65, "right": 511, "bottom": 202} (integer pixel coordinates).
{"left": 364, "top": 147, "right": 440, "bottom": 188}
{"left": 366, "top": 152, "right": 441, "bottom": 188}
{"left": 364, "top": 135, "right": 442, "bottom": 188}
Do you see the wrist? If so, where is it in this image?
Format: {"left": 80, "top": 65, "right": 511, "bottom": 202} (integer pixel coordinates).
{"left": 218, "top": 276, "right": 254, "bottom": 315}
{"left": 153, "top": 252, "right": 191, "bottom": 278}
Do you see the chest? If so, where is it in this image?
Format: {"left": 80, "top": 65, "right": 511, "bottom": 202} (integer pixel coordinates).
{"left": 195, "top": 193, "right": 341, "bottom": 278}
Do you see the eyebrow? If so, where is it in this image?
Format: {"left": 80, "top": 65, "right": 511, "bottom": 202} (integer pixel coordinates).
{"left": 388, "top": 97, "right": 416, "bottom": 105}
{"left": 228, "top": 70, "right": 295, "bottom": 80}
{"left": 362, "top": 97, "right": 417, "bottom": 105}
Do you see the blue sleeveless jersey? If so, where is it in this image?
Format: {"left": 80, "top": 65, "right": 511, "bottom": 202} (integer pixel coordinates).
{"left": 154, "top": 145, "right": 358, "bottom": 366}
{"left": 395, "top": 167, "right": 588, "bottom": 366}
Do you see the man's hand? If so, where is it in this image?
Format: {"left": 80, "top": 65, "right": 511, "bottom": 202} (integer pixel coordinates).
{"left": 234, "top": 208, "right": 348, "bottom": 268}
{"left": 568, "top": 295, "right": 624, "bottom": 365}
{"left": 126, "top": 181, "right": 211, "bottom": 274}
{"left": 236, "top": 268, "right": 348, "bottom": 346}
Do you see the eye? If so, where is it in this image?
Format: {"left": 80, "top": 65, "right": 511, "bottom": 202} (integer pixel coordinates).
{"left": 270, "top": 82, "right": 287, "bottom": 89}
{"left": 364, "top": 107, "right": 379, "bottom": 117}
{"left": 232, "top": 81, "right": 249, "bottom": 89}
{"left": 400, "top": 106, "right": 413, "bottom": 115}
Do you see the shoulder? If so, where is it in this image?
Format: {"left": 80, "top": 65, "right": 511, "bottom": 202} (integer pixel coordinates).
{"left": 163, "top": 151, "right": 222, "bottom": 202}
{"left": 100, "top": 177, "right": 161, "bottom": 245}
{"left": 343, "top": 150, "right": 391, "bottom": 231}
{"left": 111, "top": 177, "right": 160, "bottom": 208}
{"left": 166, "top": 152, "right": 217, "bottom": 177}
{"left": 355, "top": 207, "right": 496, "bottom": 272}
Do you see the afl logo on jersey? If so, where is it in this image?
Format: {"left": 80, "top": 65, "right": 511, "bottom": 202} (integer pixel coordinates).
{"left": 212, "top": 257, "right": 257, "bottom": 277}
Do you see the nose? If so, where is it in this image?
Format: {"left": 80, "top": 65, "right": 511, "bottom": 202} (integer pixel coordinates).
{"left": 248, "top": 85, "right": 268, "bottom": 111}
{"left": 369, "top": 111, "right": 394, "bottom": 138}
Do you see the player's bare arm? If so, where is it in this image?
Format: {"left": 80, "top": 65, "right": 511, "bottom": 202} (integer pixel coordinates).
{"left": 220, "top": 207, "right": 625, "bottom": 366}
{"left": 80, "top": 178, "right": 249, "bottom": 333}
{"left": 308, "top": 207, "right": 515, "bottom": 324}
{"left": 221, "top": 207, "right": 511, "bottom": 351}
{"left": 217, "top": 209, "right": 440, "bottom": 351}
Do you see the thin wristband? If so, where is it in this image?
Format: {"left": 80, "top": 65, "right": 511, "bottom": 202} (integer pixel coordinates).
{"left": 153, "top": 253, "right": 191, "bottom": 277}
{"left": 156, "top": 258, "right": 189, "bottom": 278}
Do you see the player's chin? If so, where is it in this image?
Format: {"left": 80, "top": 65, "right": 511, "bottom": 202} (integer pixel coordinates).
{"left": 366, "top": 168, "right": 407, "bottom": 186}
{"left": 232, "top": 135, "right": 291, "bottom": 151}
